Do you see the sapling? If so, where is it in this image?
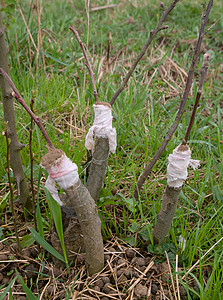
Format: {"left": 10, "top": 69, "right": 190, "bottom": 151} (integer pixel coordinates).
{"left": 85, "top": 101, "right": 117, "bottom": 201}
{"left": 70, "top": 0, "right": 181, "bottom": 201}
{"left": 41, "top": 148, "right": 104, "bottom": 275}
{"left": 134, "top": 0, "right": 214, "bottom": 200}
{"left": 70, "top": 26, "right": 117, "bottom": 202}
{"left": 0, "top": 11, "right": 31, "bottom": 212}
{"left": 152, "top": 53, "right": 210, "bottom": 244}
{"left": 0, "top": 70, "right": 104, "bottom": 275}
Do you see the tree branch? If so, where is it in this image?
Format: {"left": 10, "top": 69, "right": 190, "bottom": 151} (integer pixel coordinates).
{"left": 134, "top": 0, "right": 214, "bottom": 200}
{"left": 0, "top": 11, "right": 31, "bottom": 212}
{"left": 69, "top": 25, "right": 98, "bottom": 102}
{"left": 184, "top": 53, "right": 210, "bottom": 143}
{"left": 109, "top": 0, "right": 180, "bottom": 106}
{"left": 0, "top": 68, "right": 54, "bottom": 148}
{"left": 3, "top": 124, "right": 21, "bottom": 253}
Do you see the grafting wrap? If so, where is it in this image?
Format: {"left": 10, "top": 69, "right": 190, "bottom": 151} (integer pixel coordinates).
{"left": 167, "top": 144, "right": 200, "bottom": 188}
{"left": 41, "top": 153, "right": 79, "bottom": 206}
{"left": 85, "top": 104, "right": 117, "bottom": 153}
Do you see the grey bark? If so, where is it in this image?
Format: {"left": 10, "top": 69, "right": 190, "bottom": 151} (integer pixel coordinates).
{"left": 152, "top": 185, "right": 181, "bottom": 244}
{"left": 0, "top": 11, "right": 31, "bottom": 212}
{"left": 86, "top": 137, "right": 109, "bottom": 202}
{"left": 65, "top": 180, "right": 104, "bottom": 275}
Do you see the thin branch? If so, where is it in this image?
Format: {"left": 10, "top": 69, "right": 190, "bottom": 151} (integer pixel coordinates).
{"left": 29, "top": 94, "right": 38, "bottom": 232}
{"left": 184, "top": 53, "right": 210, "bottom": 143}
{"left": 69, "top": 25, "right": 98, "bottom": 102}
{"left": 110, "top": 0, "right": 180, "bottom": 106}
{"left": 0, "top": 68, "right": 54, "bottom": 148}
{"left": 134, "top": 0, "right": 214, "bottom": 200}
{"left": 3, "top": 124, "right": 21, "bottom": 254}
{"left": 201, "top": 1, "right": 206, "bottom": 20}
{"left": 204, "top": 18, "right": 220, "bottom": 35}
{"left": 160, "top": 2, "right": 165, "bottom": 13}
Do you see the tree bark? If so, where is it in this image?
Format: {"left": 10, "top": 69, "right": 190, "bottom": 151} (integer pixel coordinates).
{"left": 65, "top": 180, "right": 104, "bottom": 275}
{"left": 152, "top": 186, "right": 181, "bottom": 244}
{"left": 0, "top": 11, "right": 31, "bottom": 212}
{"left": 86, "top": 137, "right": 109, "bottom": 202}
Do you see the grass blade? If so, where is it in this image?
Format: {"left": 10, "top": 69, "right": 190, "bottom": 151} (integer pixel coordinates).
{"left": 15, "top": 270, "right": 38, "bottom": 300}
{"left": 0, "top": 277, "right": 17, "bottom": 300}
{"left": 44, "top": 188, "right": 68, "bottom": 266}
{"left": 29, "top": 227, "right": 65, "bottom": 263}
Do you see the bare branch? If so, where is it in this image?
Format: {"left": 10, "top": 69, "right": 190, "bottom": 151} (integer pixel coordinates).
{"left": 3, "top": 124, "right": 21, "bottom": 254}
{"left": 69, "top": 25, "right": 98, "bottom": 102}
{"left": 0, "top": 68, "right": 54, "bottom": 148}
{"left": 160, "top": 2, "right": 165, "bottom": 13}
{"left": 204, "top": 18, "right": 220, "bottom": 35}
{"left": 110, "top": 0, "right": 180, "bottom": 106}
{"left": 134, "top": 0, "right": 214, "bottom": 200}
{"left": 201, "top": 1, "right": 206, "bottom": 20}
{"left": 184, "top": 53, "right": 210, "bottom": 143}
{"left": 0, "top": 11, "right": 31, "bottom": 211}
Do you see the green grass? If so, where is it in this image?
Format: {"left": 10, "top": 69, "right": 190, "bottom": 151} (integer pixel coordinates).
{"left": 0, "top": 0, "right": 222, "bottom": 298}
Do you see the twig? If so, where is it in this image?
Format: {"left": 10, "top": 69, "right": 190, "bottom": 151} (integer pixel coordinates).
{"left": 3, "top": 124, "right": 21, "bottom": 254}
{"left": 29, "top": 93, "right": 38, "bottom": 232}
{"left": 69, "top": 25, "right": 98, "bottom": 102}
{"left": 106, "top": 31, "right": 112, "bottom": 72}
{"left": 110, "top": 0, "right": 180, "bottom": 106}
{"left": 107, "top": 260, "right": 122, "bottom": 300}
{"left": 134, "top": 0, "right": 214, "bottom": 200}
{"left": 204, "top": 18, "right": 220, "bottom": 35}
{"left": 127, "top": 260, "right": 154, "bottom": 292}
{"left": 0, "top": 68, "right": 54, "bottom": 148}
{"left": 184, "top": 53, "right": 210, "bottom": 143}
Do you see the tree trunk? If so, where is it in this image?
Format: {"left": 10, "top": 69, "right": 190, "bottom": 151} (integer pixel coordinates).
{"left": 86, "top": 137, "right": 109, "bottom": 202}
{"left": 152, "top": 186, "right": 181, "bottom": 244}
{"left": 0, "top": 12, "right": 31, "bottom": 212}
{"left": 66, "top": 180, "right": 104, "bottom": 275}
{"left": 41, "top": 148, "right": 104, "bottom": 275}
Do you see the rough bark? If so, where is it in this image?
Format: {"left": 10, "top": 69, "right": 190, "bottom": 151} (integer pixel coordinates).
{"left": 66, "top": 180, "right": 104, "bottom": 275}
{"left": 86, "top": 137, "right": 109, "bottom": 202}
{"left": 50, "top": 206, "right": 84, "bottom": 266}
{"left": 0, "top": 11, "right": 31, "bottom": 212}
{"left": 152, "top": 186, "right": 181, "bottom": 244}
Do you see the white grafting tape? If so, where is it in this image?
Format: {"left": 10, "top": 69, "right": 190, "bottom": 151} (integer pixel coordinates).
{"left": 167, "top": 144, "right": 200, "bottom": 188}
{"left": 42, "top": 154, "right": 79, "bottom": 206}
{"left": 85, "top": 104, "right": 117, "bottom": 153}
{"left": 45, "top": 176, "right": 63, "bottom": 206}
